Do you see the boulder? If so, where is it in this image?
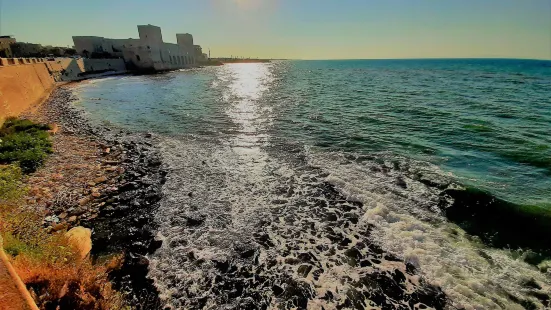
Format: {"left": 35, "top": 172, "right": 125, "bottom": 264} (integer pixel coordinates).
{"left": 64, "top": 226, "right": 92, "bottom": 260}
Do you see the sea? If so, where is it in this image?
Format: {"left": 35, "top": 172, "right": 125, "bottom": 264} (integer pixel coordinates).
{"left": 74, "top": 59, "right": 551, "bottom": 309}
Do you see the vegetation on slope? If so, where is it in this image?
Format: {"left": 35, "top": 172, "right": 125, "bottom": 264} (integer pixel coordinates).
{"left": 0, "top": 118, "right": 128, "bottom": 309}
{"left": 0, "top": 117, "right": 53, "bottom": 173}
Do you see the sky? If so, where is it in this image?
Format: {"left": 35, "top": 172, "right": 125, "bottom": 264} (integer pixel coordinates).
{"left": 1, "top": 0, "right": 550, "bottom": 60}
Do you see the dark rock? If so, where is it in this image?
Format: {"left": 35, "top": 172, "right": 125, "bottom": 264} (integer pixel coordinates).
{"left": 297, "top": 252, "right": 317, "bottom": 263}
{"left": 284, "top": 257, "right": 301, "bottom": 265}
{"left": 523, "top": 278, "right": 542, "bottom": 290}
{"left": 185, "top": 214, "right": 205, "bottom": 226}
{"left": 297, "top": 265, "right": 313, "bottom": 278}
{"left": 240, "top": 249, "right": 256, "bottom": 259}
{"left": 272, "top": 285, "right": 284, "bottom": 297}
{"left": 396, "top": 176, "right": 407, "bottom": 189}
{"left": 213, "top": 260, "right": 230, "bottom": 273}
{"left": 325, "top": 212, "right": 338, "bottom": 221}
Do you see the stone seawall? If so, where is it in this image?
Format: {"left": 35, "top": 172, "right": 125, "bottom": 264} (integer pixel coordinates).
{"left": 0, "top": 61, "right": 55, "bottom": 125}
{"left": 0, "top": 57, "right": 128, "bottom": 125}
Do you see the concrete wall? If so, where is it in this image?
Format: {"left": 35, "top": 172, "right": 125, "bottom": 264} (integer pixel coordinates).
{"left": 0, "top": 61, "right": 55, "bottom": 125}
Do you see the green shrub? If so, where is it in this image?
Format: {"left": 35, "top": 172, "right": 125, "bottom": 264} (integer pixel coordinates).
{"left": 0, "top": 117, "right": 52, "bottom": 173}
{"left": 0, "top": 117, "right": 51, "bottom": 136}
{"left": 0, "top": 164, "right": 25, "bottom": 201}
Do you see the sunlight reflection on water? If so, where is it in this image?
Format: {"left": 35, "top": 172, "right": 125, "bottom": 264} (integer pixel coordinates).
{"left": 218, "top": 63, "right": 274, "bottom": 163}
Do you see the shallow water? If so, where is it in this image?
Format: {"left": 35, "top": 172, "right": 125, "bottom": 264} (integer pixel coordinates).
{"left": 75, "top": 59, "right": 551, "bottom": 309}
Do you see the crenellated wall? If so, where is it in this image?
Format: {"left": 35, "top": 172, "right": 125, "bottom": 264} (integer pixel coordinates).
{"left": 0, "top": 57, "right": 128, "bottom": 125}
{"left": 0, "top": 59, "right": 55, "bottom": 125}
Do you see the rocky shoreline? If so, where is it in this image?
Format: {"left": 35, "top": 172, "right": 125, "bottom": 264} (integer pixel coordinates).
{"left": 24, "top": 86, "right": 167, "bottom": 309}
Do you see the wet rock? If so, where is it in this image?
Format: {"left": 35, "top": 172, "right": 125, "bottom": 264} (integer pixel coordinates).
{"left": 322, "top": 290, "right": 334, "bottom": 300}
{"left": 253, "top": 232, "right": 274, "bottom": 248}
{"left": 185, "top": 214, "right": 205, "bottom": 226}
{"left": 523, "top": 278, "right": 542, "bottom": 290}
{"left": 396, "top": 176, "right": 407, "bottom": 189}
{"left": 272, "top": 285, "right": 284, "bottom": 297}
{"left": 325, "top": 212, "right": 338, "bottom": 222}
{"left": 213, "top": 259, "right": 230, "bottom": 273}
{"left": 297, "top": 264, "right": 313, "bottom": 278}
{"left": 284, "top": 257, "right": 301, "bottom": 265}
{"left": 240, "top": 249, "right": 256, "bottom": 259}
{"left": 281, "top": 279, "right": 313, "bottom": 309}
{"left": 297, "top": 251, "right": 317, "bottom": 263}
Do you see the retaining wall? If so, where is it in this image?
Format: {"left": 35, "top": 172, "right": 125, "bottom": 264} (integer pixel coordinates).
{"left": 0, "top": 59, "right": 55, "bottom": 125}
{"left": 0, "top": 57, "right": 128, "bottom": 125}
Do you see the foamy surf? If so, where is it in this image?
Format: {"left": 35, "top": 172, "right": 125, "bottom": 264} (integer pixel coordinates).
{"left": 306, "top": 150, "right": 551, "bottom": 309}
{"left": 150, "top": 136, "right": 448, "bottom": 309}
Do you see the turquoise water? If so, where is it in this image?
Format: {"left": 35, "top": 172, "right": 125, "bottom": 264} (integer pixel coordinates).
{"left": 75, "top": 59, "right": 551, "bottom": 309}
{"left": 79, "top": 59, "right": 551, "bottom": 209}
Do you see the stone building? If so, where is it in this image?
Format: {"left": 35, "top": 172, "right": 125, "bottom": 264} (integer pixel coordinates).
{"left": 73, "top": 25, "right": 202, "bottom": 71}
{"left": 194, "top": 45, "right": 207, "bottom": 62}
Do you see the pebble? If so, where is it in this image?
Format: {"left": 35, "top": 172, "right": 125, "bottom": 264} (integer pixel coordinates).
{"left": 52, "top": 223, "right": 66, "bottom": 232}
{"left": 94, "top": 176, "right": 108, "bottom": 184}
{"left": 33, "top": 87, "right": 167, "bottom": 309}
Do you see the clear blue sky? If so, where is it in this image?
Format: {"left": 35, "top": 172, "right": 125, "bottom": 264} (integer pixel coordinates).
{"left": 2, "top": 0, "right": 550, "bottom": 59}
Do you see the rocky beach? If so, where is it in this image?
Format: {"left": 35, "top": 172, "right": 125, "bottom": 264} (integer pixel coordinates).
{"left": 21, "top": 85, "right": 167, "bottom": 309}
{"left": 5, "top": 57, "right": 550, "bottom": 310}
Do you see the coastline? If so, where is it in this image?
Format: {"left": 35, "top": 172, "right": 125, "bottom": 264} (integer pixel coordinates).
{"left": 7, "top": 58, "right": 550, "bottom": 309}
{"left": 21, "top": 85, "right": 166, "bottom": 308}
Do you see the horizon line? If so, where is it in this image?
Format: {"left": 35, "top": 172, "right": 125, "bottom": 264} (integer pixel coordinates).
{"left": 276, "top": 57, "right": 551, "bottom": 61}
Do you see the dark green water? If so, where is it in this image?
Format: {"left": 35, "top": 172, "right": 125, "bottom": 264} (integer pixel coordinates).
{"left": 75, "top": 59, "right": 551, "bottom": 309}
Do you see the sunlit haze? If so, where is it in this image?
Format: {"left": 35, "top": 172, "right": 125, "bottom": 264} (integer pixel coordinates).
{"left": 2, "top": 0, "right": 551, "bottom": 59}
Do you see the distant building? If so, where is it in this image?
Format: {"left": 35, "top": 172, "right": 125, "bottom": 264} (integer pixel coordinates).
{"left": 0, "top": 36, "right": 16, "bottom": 58}
{"left": 73, "top": 25, "right": 203, "bottom": 71}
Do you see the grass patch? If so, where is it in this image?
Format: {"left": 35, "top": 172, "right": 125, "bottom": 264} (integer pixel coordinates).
{"left": 0, "top": 164, "right": 26, "bottom": 201}
{"left": 0, "top": 117, "right": 129, "bottom": 309}
{"left": 1, "top": 190, "right": 129, "bottom": 309}
{"left": 0, "top": 117, "right": 53, "bottom": 173}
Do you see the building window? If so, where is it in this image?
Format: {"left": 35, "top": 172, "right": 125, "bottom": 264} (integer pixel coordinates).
{"left": 136, "top": 55, "right": 141, "bottom": 62}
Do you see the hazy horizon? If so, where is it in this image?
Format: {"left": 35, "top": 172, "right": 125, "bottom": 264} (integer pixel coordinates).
{"left": 2, "top": 0, "right": 550, "bottom": 60}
